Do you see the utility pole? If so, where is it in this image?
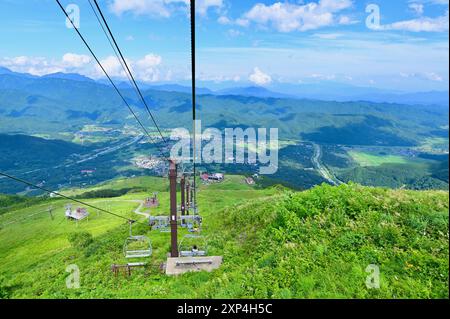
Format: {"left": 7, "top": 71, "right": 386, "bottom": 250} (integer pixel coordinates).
{"left": 169, "top": 160, "right": 178, "bottom": 257}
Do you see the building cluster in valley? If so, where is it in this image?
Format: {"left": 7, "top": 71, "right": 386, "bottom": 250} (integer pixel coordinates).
{"left": 200, "top": 172, "right": 225, "bottom": 183}
{"left": 134, "top": 156, "right": 164, "bottom": 170}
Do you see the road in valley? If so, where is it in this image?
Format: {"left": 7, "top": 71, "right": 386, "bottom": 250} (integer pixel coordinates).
{"left": 311, "top": 143, "right": 343, "bottom": 186}
{"left": 0, "top": 135, "right": 144, "bottom": 181}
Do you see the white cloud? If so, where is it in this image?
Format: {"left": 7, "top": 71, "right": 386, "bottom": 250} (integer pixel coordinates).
{"left": 109, "top": 0, "right": 222, "bottom": 18}
{"left": 97, "top": 56, "right": 127, "bottom": 78}
{"left": 382, "top": 11, "right": 449, "bottom": 32}
{"left": 226, "top": 29, "right": 242, "bottom": 37}
{"left": 242, "top": 0, "right": 353, "bottom": 32}
{"left": 425, "top": 72, "right": 443, "bottom": 81}
{"left": 218, "top": 16, "right": 250, "bottom": 27}
{"left": 134, "top": 54, "right": 163, "bottom": 82}
{"left": 197, "top": 0, "right": 223, "bottom": 16}
{"left": 319, "top": 0, "right": 353, "bottom": 11}
{"left": 218, "top": 16, "right": 231, "bottom": 25}
{"left": 249, "top": 67, "right": 272, "bottom": 85}
{"left": 1, "top": 56, "right": 64, "bottom": 76}
{"left": 412, "top": 0, "right": 449, "bottom": 5}
{"left": 309, "top": 73, "right": 336, "bottom": 80}
{"left": 62, "top": 53, "right": 91, "bottom": 68}
{"left": 409, "top": 3, "right": 425, "bottom": 15}
{"left": 198, "top": 33, "right": 448, "bottom": 91}
{"left": 0, "top": 53, "right": 166, "bottom": 82}
{"left": 312, "top": 33, "right": 343, "bottom": 39}
{"left": 235, "top": 18, "right": 250, "bottom": 27}
{"left": 97, "top": 54, "right": 163, "bottom": 82}
{"left": 400, "top": 71, "right": 444, "bottom": 81}
{"left": 338, "top": 15, "right": 359, "bottom": 25}
{"left": 109, "top": 0, "right": 172, "bottom": 18}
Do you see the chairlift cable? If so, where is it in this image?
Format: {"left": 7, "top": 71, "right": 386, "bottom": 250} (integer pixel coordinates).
{"left": 55, "top": 0, "right": 167, "bottom": 160}
{"left": 91, "top": 0, "right": 169, "bottom": 148}
{"left": 0, "top": 171, "right": 146, "bottom": 225}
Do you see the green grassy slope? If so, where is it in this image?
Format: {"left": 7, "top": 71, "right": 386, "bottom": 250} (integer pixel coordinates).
{"left": 0, "top": 177, "right": 448, "bottom": 298}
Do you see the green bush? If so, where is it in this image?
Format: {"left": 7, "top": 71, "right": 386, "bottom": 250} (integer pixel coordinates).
{"left": 75, "top": 188, "right": 146, "bottom": 199}
{"left": 0, "top": 276, "right": 11, "bottom": 299}
{"left": 68, "top": 231, "right": 94, "bottom": 249}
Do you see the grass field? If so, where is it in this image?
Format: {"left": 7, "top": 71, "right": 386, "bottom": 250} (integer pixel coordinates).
{"left": 0, "top": 176, "right": 448, "bottom": 298}
{"left": 349, "top": 151, "right": 411, "bottom": 167}
{"left": 416, "top": 137, "right": 449, "bottom": 154}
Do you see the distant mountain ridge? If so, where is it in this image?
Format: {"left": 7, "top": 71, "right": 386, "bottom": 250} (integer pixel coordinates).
{"left": 0, "top": 65, "right": 448, "bottom": 152}
{"left": 0, "top": 67, "right": 447, "bottom": 106}
{"left": 216, "top": 86, "right": 292, "bottom": 99}
{"left": 42, "top": 72, "right": 95, "bottom": 83}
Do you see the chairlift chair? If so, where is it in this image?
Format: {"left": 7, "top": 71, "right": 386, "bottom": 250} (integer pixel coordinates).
{"left": 179, "top": 234, "right": 207, "bottom": 257}
{"left": 188, "top": 204, "right": 199, "bottom": 215}
{"left": 149, "top": 216, "right": 170, "bottom": 232}
{"left": 123, "top": 221, "right": 152, "bottom": 259}
{"left": 179, "top": 215, "right": 202, "bottom": 232}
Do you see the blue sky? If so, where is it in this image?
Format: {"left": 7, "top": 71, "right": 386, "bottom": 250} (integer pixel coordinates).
{"left": 0, "top": 0, "right": 448, "bottom": 92}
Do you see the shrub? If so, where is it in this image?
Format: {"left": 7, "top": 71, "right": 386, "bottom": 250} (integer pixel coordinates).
{"left": 68, "top": 231, "right": 93, "bottom": 249}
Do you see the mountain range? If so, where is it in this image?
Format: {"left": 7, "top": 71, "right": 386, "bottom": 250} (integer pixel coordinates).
{"left": 0, "top": 67, "right": 448, "bottom": 144}
{"left": 0, "top": 66, "right": 448, "bottom": 193}
{"left": 0, "top": 67, "right": 448, "bottom": 106}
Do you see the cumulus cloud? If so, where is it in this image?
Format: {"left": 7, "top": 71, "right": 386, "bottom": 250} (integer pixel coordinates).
{"left": 338, "top": 15, "right": 359, "bottom": 25}
{"left": 62, "top": 53, "right": 91, "bottom": 68}
{"left": 381, "top": 11, "right": 449, "bottom": 32}
{"left": 218, "top": 16, "right": 251, "bottom": 27}
{"left": 1, "top": 53, "right": 165, "bottom": 82}
{"left": 409, "top": 3, "right": 425, "bottom": 15}
{"left": 95, "top": 54, "right": 163, "bottom": 82}
{"left": 0, "top": 55, "right": 81, "bottom": 76}
{"left": 197, "top": 0, "right": 223, "bottom": 16}
{"left": 97, "top": 56, "right": 127, "bottom": 78}
{"left": 217, "top": 15, "right": 231, "bottom": 25}
{"left": 242, "top": 0, "right": 353, "bottom": 32}
{"left": 134, "top": 54, "right": 163, "bottom": 82}
{"left": 235, "top": 18, "right": 250, "bottom": 27}
{"left": 249, "top": 67, "right": 272, "bottom": 85}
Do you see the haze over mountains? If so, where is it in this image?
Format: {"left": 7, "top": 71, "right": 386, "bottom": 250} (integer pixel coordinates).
{"left": 1, "top": 67, "right": 448, "bottom": 107}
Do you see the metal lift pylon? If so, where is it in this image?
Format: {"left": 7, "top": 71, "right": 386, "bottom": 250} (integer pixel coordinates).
{"left": 169, "top": 159, "right": 179, "bottom": 258}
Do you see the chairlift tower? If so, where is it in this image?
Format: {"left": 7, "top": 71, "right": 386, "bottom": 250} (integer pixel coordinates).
{"left": 169, "top": 159, "right": 178, "bottom": 257}
{"left": 180, "top": 175, "right": 186, "bottom": 216}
